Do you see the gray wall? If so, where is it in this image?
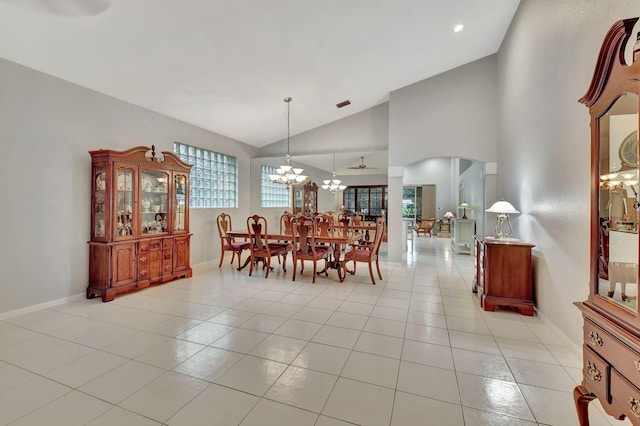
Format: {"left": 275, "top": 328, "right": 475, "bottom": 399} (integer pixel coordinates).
{"left": 403, "top": 157, "right": 455, "bottom": 219}
{"left": 497, "top": 0, "right": 639, "bottom": 344}
{"left": 389, "top": 55, "right": 499, "bottom": 166}
{"left": 0, "top": 57, "right": 255, "bottom": 314}
{"left": 248, "top": 156, "right": 388, "bottom": 229}
{"left": 403, "top": 157, "right": 485, "bottom": 236}
{"left": 387, "top": 55, "right": 499, "bottom": 262}
{"left": 257, "top": 103, "right": 389, "bottom": 158}
{"left": 4, "top": 0, "right": 639, "bottom": 350}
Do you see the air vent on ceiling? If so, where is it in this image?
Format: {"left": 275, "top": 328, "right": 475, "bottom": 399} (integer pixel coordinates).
{"left": 336, "top": 100, "right": 351, "bottom": 108}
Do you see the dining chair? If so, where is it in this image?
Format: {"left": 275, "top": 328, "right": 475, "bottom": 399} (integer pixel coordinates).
{"left": 343, "top": 217, "right": 385, "bottom": 284}
{"left": 337, "top": 212, "right": 353, "bottom": 235}
{"left": 246, "top": 214, "right": 287, "bottom": 278}
{"left": 216, "top": 213, "right": 250, "bottom": 269}
{"left": 292, "top": 216, "right": 328, "bottom": 283}
{"left": 269, "top": 211, "right": 294, "bottom": 269}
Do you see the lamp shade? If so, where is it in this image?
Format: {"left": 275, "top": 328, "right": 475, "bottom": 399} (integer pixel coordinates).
{"left": 486, "top": 200, "right": 519, "bottom": 214}
{"left": 458, "top": 202, "right": 470, "bottom": 209}
{"left": 444, "top": 211, "right": 455, "bottom": 219}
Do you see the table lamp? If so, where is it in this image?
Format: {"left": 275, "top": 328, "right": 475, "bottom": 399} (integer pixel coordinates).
{"left": 458, "top": 202, "right": 470, "bottom": 219}
{"left": 444, "top": 211, "right": 454, "bottom": 222}
{"left": 486, "top": 199, "right": 519, "bottom": 239}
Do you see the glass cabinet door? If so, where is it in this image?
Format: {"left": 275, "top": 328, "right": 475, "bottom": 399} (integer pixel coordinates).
{"left": 294, "top": 187, "right": 303, "bottom": 214}
{"left": 115, "top": 167, "right": 134, "bottom": 238}
{"left": 93, "top": 166, "right": 107, "bottom": 239}
{"left": 597, "top": 92, "right": 639, "bottom": 311}
{"left": 174, "top": 174, "right": 187, "bottom": 231}
{"left": 306, "top": 188, "right": 316, "bottom": 215}
{"left": 141, "top": 170, "right": 169, "bottom": 234}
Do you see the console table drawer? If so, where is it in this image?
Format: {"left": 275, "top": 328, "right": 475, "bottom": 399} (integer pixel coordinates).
{"left": 611, "top": 369, "right": 640, "bottom": 422}
{"left": 585, "top": 320, "right": 640, "bottom": 390}
{"left": 583, "top": 346, "right": 608, "bottom": 402}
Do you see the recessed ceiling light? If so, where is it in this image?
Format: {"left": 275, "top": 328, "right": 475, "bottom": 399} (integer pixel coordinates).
{"left": 453, "top": 24, "right": 464, "bottom": 33}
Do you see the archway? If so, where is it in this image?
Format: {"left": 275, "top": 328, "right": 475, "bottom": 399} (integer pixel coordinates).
{"left": 401, "top": 156, "right": 489, "bottom": 252}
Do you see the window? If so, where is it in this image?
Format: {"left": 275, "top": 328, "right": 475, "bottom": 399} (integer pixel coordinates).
{"left": 173, "top": 142, "right": 237, "bottom": 208}
{"left": 343, "top": 185, "right": 388, "bottom": 220}
{"left": 261, "top": 165, "right": 290, "bottom": 207}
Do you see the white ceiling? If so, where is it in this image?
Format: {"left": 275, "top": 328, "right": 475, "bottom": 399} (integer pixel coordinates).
{"left": 0, "top": 0, "right": 519, "bottom": 154}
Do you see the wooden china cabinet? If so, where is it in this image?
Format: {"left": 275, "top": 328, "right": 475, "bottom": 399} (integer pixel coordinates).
{"left": 292, "top": 181, "right": 318, "bottom": 216}
{"left": 574, "top": 19, "right": 640, "bottom": 425}
{"left": 88, "top": 145, "right": 192, "bottom": 302}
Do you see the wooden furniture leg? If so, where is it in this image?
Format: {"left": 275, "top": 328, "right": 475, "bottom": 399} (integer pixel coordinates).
{"left": 573, "top": 385, "right": 595, "bottom": 426}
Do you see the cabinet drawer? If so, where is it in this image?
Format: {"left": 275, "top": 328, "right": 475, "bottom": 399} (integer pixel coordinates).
{"left": 583, "top": 345, "right": 609, "bottom": 403}
{"left": 585, "top": 320, "right": 640, "bottom": 390}
{"left": 163, "top": 238, "right": 173, "bottom": 249}
{"left": 138, "top": 252, "right": 149, "bottom": 280}
{"left": 139, "top": 241, "right": 150, "bottom": 252}
{"left": 138, "top": 267, "right": 149, "bottom": 280}
{"left": 140, "top": 240, "right": 162, "bottom": 252}
{"left": 611, "top": 369, "right": 640, "bottom": 422}
{"left": 163, "top": 250, "right": 172, "bottom": 274}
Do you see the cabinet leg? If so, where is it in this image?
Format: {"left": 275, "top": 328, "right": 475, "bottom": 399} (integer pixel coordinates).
{"left": 573, "top": 385, "right": 595, "bottom": 426}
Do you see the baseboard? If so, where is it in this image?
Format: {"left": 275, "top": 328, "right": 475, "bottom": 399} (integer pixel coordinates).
{"left": 0, "top": 292, "right": 85, "bottom": 320}
{"left": 534, "top": 309, "right": 582, "bottom": 357}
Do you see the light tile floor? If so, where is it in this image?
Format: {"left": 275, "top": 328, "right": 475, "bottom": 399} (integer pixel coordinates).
{"left": 0, "top": 237, "right": 632, "bottom": 425}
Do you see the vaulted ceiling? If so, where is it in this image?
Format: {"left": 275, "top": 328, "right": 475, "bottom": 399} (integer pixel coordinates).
{"left": 0, "top": 0, "right": 520, "bottom": 157}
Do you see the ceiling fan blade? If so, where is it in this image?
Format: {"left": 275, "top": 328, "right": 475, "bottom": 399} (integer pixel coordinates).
{"left": 348, "top": 156, "right": 370, "bottom": 169}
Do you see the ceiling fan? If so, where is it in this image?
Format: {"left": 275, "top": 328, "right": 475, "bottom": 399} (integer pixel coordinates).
{"left": 348, "top": 156, "right": 377, "bottom": 171}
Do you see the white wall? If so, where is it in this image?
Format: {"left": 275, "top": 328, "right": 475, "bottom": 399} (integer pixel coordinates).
{"left": 0, "top": 57, "right": 255, "bottom": 314}
{"left": 497, "top": 0, "right": 639, "bottom": 344}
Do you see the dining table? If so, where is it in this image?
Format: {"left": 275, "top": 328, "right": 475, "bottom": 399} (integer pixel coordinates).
{"left": 227, "top": 229, "right": 362, "bottom": 282}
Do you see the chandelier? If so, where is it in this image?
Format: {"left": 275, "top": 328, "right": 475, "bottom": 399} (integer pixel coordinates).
{"left": 322, "top": 154, "right": 346, "bottom": 193}
{"left": 268, "top": 97, "right": 309, "bottom": 188}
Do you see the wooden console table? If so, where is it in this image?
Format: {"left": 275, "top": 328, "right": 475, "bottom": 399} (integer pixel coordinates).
{"left": 472, "top": 235, "right": 535, "bottom": 316}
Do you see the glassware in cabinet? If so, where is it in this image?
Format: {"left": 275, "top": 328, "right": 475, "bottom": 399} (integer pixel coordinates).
{"left": 93, "top": 166, "right": 107, "bottom": 239}
{"left": 115, "top": 167, "right": 134, "bottom": 238}
{"left": 174, "top": 173, "right": 187, "bottom": 232}
{"left": 141, "top": 170, "right": 169, "bottom": 235}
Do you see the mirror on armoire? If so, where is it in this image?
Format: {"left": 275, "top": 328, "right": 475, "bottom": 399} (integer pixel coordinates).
{"left": 598, "top": 92, "right": 639, "bottom": 311}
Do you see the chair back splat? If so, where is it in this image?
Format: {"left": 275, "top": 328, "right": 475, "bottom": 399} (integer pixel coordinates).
{"left": 315, "top": 213, "right": 332, "bottom": 237}
{"left": 337, "top": 212, "right": 353, "bottom": 235}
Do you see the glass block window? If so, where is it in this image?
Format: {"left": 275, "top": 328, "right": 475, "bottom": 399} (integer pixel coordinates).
{"left": 173, "top": 142, "right": 237, "bottom": 208}
{"left": 261, "top": 165, "right": 290, "bottom": 207}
